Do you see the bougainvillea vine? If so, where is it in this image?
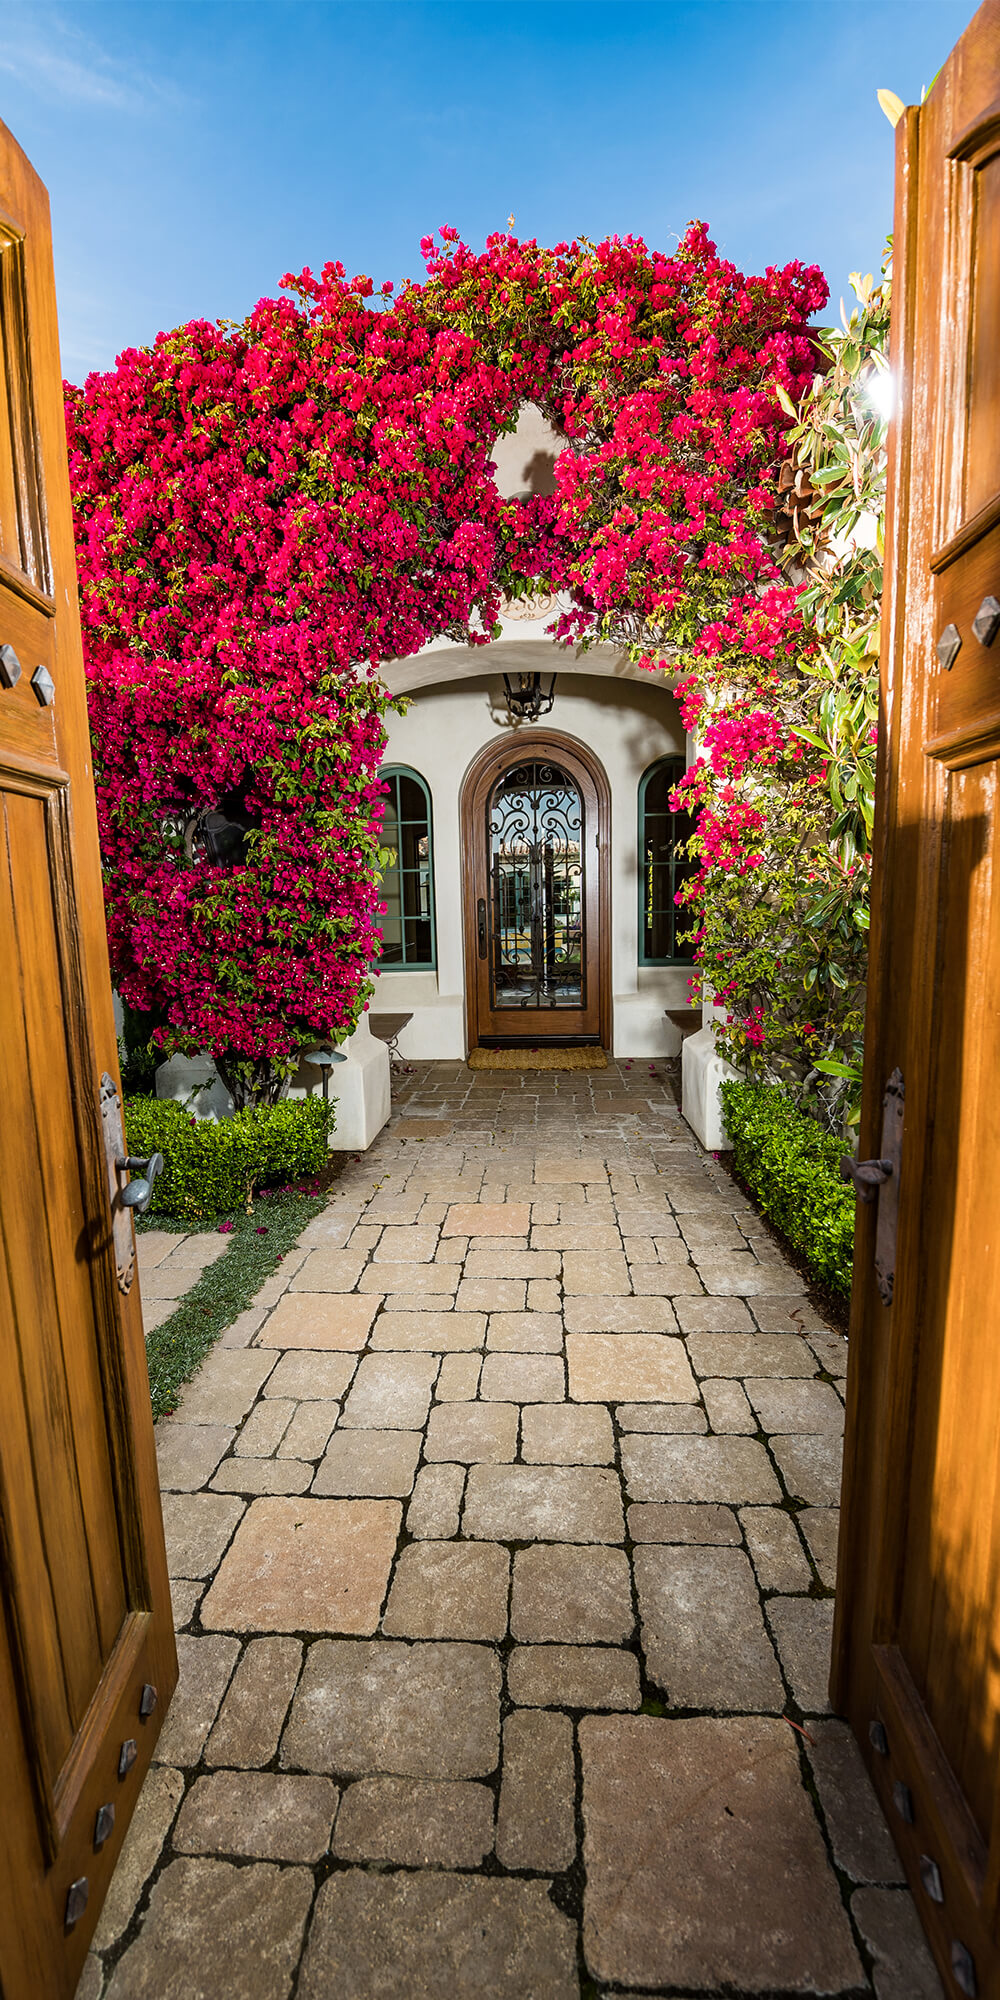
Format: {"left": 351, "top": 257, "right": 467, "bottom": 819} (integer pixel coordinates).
{"left": 66, "top": 224, "right": 826, "bottom": 1101}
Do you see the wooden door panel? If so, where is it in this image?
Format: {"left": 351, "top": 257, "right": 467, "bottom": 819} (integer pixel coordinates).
{"left": 0, "top": 118, "right": 176, "bottom": 1994}
{"left": 833, "top": 9, "right": 1000, "bottom": 1994}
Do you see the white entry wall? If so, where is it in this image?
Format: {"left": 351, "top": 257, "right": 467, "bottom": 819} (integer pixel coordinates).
{"left": 373, "top": 665, "right": 698, "bottom": 1059}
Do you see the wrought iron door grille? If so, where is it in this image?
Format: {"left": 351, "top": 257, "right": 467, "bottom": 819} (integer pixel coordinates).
{"left": 487, "top": 761, "right": 585, "bottom": 1009}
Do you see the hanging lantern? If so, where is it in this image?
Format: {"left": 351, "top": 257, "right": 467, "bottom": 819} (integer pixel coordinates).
{"left": 502, "top": 672, "right": 556, "bottom": 722}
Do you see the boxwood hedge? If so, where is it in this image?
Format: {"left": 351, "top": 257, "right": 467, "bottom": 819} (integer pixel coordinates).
{"left": 720, "top": 1078, "right": 856, "bottom": 1296}
{"left": 123, "top": 1094, "right": 335, "bottom": 1224}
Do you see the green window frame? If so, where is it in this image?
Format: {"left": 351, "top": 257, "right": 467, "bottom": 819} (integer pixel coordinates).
{"left": 638, "top": 756, "right": 697, "bottom": 966}
{"left": 376, "top": 766, "right": 437, "bottom": 970}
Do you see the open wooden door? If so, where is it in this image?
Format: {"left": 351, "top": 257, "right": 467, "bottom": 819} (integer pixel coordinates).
{"left": 0, "top": 122, "right": 177, "bottom": 1995}
{"left": 832, "top": 7, "right": 1000, "bottom": 1995}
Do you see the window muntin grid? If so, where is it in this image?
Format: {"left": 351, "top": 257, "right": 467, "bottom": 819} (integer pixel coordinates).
{"left": 638, "top": 756, "right": 697, "bottom": 965}
{"left": 377, "top": 767, "right": 436, "bottom": 969}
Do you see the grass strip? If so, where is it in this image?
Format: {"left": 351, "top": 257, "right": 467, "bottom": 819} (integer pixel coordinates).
{"left": 140, "top": 1185, "right": 326, "bottom": 1419}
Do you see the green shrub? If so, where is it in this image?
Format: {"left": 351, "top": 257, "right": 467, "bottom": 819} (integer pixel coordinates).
{"left": 720, "top": 1078, "right": 856, "bottom": 1295}
{"left": 123, "top": 1095, "right": 335, "bottom": 1224}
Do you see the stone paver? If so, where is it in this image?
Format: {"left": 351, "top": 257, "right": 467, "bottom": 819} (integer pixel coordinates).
{"left": 257, "top": 1291, "right": 378, "bottom": 1348}
{"left": 200, "top": 1496, "right": 400, "bottom": 1632}
{"left": 93, "top": 1764, "right": 184, "bottom": 1948}
{"left": 767, "top": 1594, "right": 836, "bottom": 1712}
{"left": 508, "top": 1643, "right": 641, "bottom": 1710}
{"left": 741, "top": 1503, "right": 813, "bottom": 1591}
{"left": 746, "top": 1374, "right": 846, "bottom": 1433}
{"left": 581, "top": 1715, "right": 862, "bottom": 1990}
{"left": 281, "top": 1639, "right": 501, "bottom": 1777}
{"left": 406, "top": 1461, "right": 465, "bottom": 1537}
{"left": 627, "top": 1500, "right": 741, "bottom": 1543}
{"left": 851, "top": 1887, "right": 947, "bottom": 1999}
{"left": 204, "top": 1636, "right": 302, "bottom": 1768}
{"left": 623, "top": 1402, "right": 707, "bottom": 1435}
{"left": 340, "top": 1351, "right": 437, "bottom": 1428}
{"left": 382, "top": 1542, "right": 510, "bottom": 1640}
{"left": 298, "top": 1873, "right": 578, "bottom": 2000}
{"left": 425, "top": 1401, "right": 518, "bottom": 1463}
{"left": 161, "top": 1492, "right": 244, "bottom": 1578}
{"left": 97, "top": 1063, "right": 919, "bottom": 2000}
{"left": 168, "top": 1348, "right": 276, "bottom": 1424}
{"left": 311, "top": 1428, "right": 422, "bottom": 1495}
{"left": 567, "top": 1330, "right": 697, "bottom": 1402}
{"left": 635, "top": 1545, "right": 785, "bottom": 1710}
{"left": 771, "top": 1429, "right": 844, "bottom": 1505}
{"left": 333, "top": 1776, "right": 494, "bottom": 1867}
{"left": 153, "top": 1635, "right": 240, "bottom": 1766}
{"left": 496, "top": 1710, "right": 575, "bottom": 1871}
{"left": 807, "top": 1720, "right": 906, "bottom": 1883}
{"left": 511, "top": 1543, "right": 633, "bottom": 1643}
{"left": 370, "top": 1309, "right": 485, "bottom": 1349}
{"left": 463, "top": 1464, "right": 625, "bottom": 1542}
{"left": 105, "top": 1858, "right": 313, "bottom": 2000}
{"left": 174, "top": 1771, "right": 338, "bottom": 1861}
{"left": 155, "top": 1422, "right": 235, "bottom": 1491}
{"left": 801, "top": 1503, "right": 840, "bottom": 1586}
{"left": 622, "top": 1432, "right": 780, "bottom": 1503}
{"left": 520, "top": 1401, "right": 614, "bottom": 1462}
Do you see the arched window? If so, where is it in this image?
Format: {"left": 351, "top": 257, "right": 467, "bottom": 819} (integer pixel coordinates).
{"left": 376, "top": 767, "right": 436, "bottom": 969}
{"left": 638, "top": 757, "right": 697, "bottom": 964}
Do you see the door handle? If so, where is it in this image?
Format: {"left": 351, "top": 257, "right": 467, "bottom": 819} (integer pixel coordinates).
{"left": 117, "top": 1153, "right": 164, "bottom": 1214}
{"left": 477, "top": 898, "right": 488, "bottom": 959}
{"left": 839, "top": 1157, "right": 893, "bottom": 1204}
{"left": 840, "top": 1068, "right": 904, "bottom": 1305}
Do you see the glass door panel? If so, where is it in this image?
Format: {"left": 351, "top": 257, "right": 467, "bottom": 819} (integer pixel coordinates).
{"left": 487, "top": 762, "right": 584, "bottom": 1011}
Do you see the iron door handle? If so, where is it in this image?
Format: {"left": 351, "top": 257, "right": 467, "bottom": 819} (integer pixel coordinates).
{"left": 117, "top": 1153, "right": 164, "bottom": 1214}
{"left": 839, "top": 1156, "right": 893, "bottom": 1204}
{"left": 477, "top": 898, "right": 488, "bottom": 958}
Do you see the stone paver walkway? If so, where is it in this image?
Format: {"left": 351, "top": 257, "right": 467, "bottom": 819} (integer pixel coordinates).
{"left": 80, "top": 1059, "right": 944, "bottom": 2000}
{"left": 136, "top": 1226, "right": 231, "bottom": 1333}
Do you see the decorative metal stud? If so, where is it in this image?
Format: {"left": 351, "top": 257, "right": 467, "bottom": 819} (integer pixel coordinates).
{"left": 139, "top": 1682, "right": 158, "bottom": 1718}
{"left": 972, "top": 595, "right": 1000, "bottom": 647}
{"left": 892, "top": 1779, "right": 915, "bottom": 1823}
{"left": 118, "top": 1737, "right": 138, "bottom": 1778}
{"left": 65, "top": 1878, "right": 89, "bottom": 1928}
{"left": 936, "top": 622, "right": 962, "bottom": 672}
{"left": 30, "top": 663, "right": 55, "bottom": 707}
{"left": 868, "top": 1719, "right": 888, "bottom": 1756}
{"left": 0, "top": 643, "right": 21, "bottom": 689}
{"left": 94, "top": 1802, "right": 115, "bottom": 1848}
{"left": 951, "top": 1939, "right": 977, "bottom": 1996}
{"left": 919, "top": 1854, "right": 944, "bottom": 1903}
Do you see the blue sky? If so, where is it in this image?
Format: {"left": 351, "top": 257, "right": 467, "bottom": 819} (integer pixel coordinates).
{"left": 2, "top": 0, "right": 973, "bottom": 382}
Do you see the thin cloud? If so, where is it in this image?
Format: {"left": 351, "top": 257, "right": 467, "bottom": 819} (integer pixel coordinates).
{"left": 0, "top": 9, "right": 187, "bottom": 113}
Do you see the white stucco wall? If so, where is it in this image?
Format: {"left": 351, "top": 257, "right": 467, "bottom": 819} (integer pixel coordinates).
{"left": 372, "top": 666, "right": 698, "bottom": 1059}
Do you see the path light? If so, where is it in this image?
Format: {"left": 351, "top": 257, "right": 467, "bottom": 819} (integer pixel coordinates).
{"left": 304, "top": 1046, "right": 348, "bottom": 1103}
{"left": 503, "top": 672, "right": 556, "bottom": 722}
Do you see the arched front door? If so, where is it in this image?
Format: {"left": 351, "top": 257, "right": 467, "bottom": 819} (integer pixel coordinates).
{"left": 462, "top": 733, "right": 610, "bottom": 1048}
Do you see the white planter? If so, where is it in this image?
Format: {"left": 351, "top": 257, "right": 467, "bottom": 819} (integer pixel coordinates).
{"left": 154, "top": 1015, "right": 391, "bottom": 1154}
{"left": 681, "top": 1024, "right": 739, "bottom": 1153}
{"left": 154, "top": 1052, "right": 234, "bottom": 1121}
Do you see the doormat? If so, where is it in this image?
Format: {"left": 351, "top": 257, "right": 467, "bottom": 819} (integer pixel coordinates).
{"left": 468, "top": 1047, "right": 608, "bottom": 1071}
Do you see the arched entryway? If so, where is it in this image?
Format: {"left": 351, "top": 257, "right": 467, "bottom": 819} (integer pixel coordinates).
{"left": 461, "top": 731, "right": 611, "bottom": 1050}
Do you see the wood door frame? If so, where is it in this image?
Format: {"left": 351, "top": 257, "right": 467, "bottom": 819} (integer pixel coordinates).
{"left": 831, "top": 12, "right": 1000, "bottom": 1991}
{"left": 460, "top": 729, "right": 612, "bottom": 1052}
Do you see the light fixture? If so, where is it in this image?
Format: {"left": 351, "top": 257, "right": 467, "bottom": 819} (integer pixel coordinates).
{"left": 304, "top": 1046, "right": 348, "bottom": 1102}
{"left": 502, "top": 671, "right": 556, "bottom": 722}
